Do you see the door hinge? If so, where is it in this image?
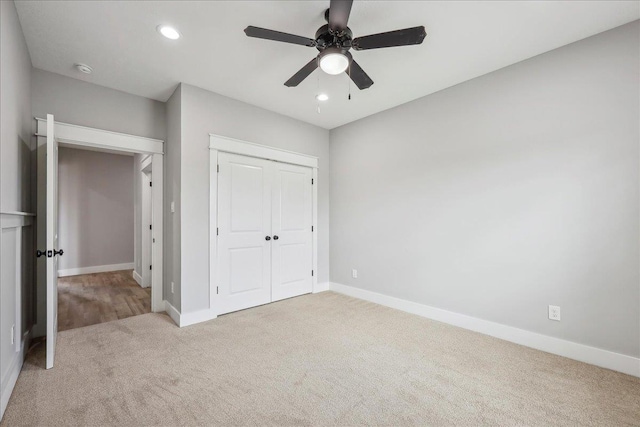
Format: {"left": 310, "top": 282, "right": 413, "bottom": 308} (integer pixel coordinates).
{"left": 311, "top": 178, "right": 314, "bottom": 185}
{"left": 311, "top": 270, "right": 314, "bottom": 277}
{"left": 149, "top": 224, "right": 152, "bottom": 230}
{"left": 216, "top": 286, "right": 219, "bottom": 295}
{"left": 217, "top": 164, "right": 220, "bottom": 173}
{"left": 149, "top": 181, "right": 152, "bottom": 187}
{"left": 311, "top": 226, "right": 314, "bottom": 232}
{"left": 150, "top": 265, "right": 152, "bottom": 270}
{"left": 216, "top": 227, "right": 219, "bottom": 236}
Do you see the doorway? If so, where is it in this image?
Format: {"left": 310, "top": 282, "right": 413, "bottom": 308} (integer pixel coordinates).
{"left": 36, "top": 115, "right": 164, "bottom": 368}
{"left": 56, "top": 146, "right": 149, "bottom": 331}
{"left": 209, "top": 134, "right": 319, "bottom": 317}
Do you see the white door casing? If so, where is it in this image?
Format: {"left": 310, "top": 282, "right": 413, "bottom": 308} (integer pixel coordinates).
{"left": 217, "top": 153, "right": 273, "bottom": 314}
{"left": 45, "top": 114, "right": 58, "bottom": 369}
{"left": 271, "top": 162, "right": 313, "bottom": 302}
{"left": 36, "top": 118, "right": 164, "bottom": 315}
{"left": 141, "top": 164, "right": 152, "bottom": 288}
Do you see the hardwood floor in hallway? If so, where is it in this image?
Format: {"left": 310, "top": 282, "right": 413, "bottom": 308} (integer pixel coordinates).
{"left": 58, "top": 270, "right": 151, "bottom": 331}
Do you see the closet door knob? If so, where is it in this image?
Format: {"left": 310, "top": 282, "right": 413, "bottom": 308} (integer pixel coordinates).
{"left": 273, "top": 235, "right": 279, "bottom": 240}
{"left": 265, "top": 236, "right": 271, "bottom": 241}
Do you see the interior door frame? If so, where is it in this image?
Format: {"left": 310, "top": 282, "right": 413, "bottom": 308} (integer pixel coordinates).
{"left": 140, "top": 156, "right": 153, "bottom": 288}
{"left": 209, "top": 134, "right": 319, "bottom": 315}
{"left": 35, "top": 118, "right": 165, "bottom": 314}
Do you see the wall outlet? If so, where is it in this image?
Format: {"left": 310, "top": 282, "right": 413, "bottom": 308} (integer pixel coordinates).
{"left": 171, "top": 282, "right": 175, "bottom": 293}
{"left": 352, "top": 269, "right": 358, "bottom": 279}
{"left": 10, "top": 325, "right": 15, "bottom": 345}
{"left": 548, "top": 305, "right": 561, "bottom": 321}
{"left": 171, "top": 201, "right": 175, "bottom": 213}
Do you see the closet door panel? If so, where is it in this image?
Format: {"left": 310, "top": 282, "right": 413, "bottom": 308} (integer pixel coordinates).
{"left": 217, "top": 153, "right": 272, "bottom": 314}
{"left": 271, "top": 163, "right": 313, "bottom": 302}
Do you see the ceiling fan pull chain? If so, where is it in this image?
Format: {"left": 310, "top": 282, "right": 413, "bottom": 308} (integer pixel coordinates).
{"left": 316, "top": 72, "right": 321, "bottom": 114}
{"left": 348, "top": 62, "right": 352, "bottom": 100}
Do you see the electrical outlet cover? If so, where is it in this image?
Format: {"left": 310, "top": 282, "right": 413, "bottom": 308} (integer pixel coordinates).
{"left": 548, "top": 305, "right": 561, "bottom": 321}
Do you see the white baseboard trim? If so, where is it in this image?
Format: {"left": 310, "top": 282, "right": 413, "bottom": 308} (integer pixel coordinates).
{"left": 132, "top": 270, "right": 143, "bottom": 287}
{"left": 1, "top": 330, "right": 30, "bottom": 420}
{"left": 164, "top": 300, "right": 181, "bottom": 326}
{"left": 329, "top": 282, "right": 640, "bottom": 378}
{"left": 180, "top": 308, "right": 218, "bottom": 327}
{"left": 313, "top": 282, "right": 330, "bottom": 293}
{"left": 58, "top": 262, "right": 135, "bottom": 277}
{"left": 163, "top": 301, "right": 217, "bottom": 328}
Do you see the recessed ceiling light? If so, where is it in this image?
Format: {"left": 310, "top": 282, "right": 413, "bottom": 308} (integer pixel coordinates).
{"left": 75, "top": 63, "right": 93, "bottom": 74}
{"left": 315, "top": 93, "right": 329, "bottom": 101}
{"left": 157, "top": 25, "right": 180, "bottom": 40}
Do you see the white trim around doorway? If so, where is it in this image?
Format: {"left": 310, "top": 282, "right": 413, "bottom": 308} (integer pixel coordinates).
{"left": 35, "top": 118, "right": 164, "bottom": 313}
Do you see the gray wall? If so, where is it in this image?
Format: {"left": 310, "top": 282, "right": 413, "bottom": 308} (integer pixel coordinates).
{"left": 0, "top": 0, "right": 34, "bottom": 419}
{"left": 32, "top": 69, "right": 166, "bottom": 336}
{"left": 32, "top": 69, "right": 166, "bottom": 140}
{"left": 57, "top": 148, "right": 134, "bottom": 271}
{"left": 329, "top": 22, "right": 640, "bottom": 357}
{"left": 176, "top": 83, "right": 330, "bottom": 314}
{"left": 1, "top": 3, "right": 33, "bottom": 214}
{"left": 164, "top": 86, "right": 182, "bottom": 309}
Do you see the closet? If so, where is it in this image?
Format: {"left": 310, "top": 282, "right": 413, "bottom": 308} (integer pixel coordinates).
{"left": 216, "top": 152, "right": 313, "bottom": 314}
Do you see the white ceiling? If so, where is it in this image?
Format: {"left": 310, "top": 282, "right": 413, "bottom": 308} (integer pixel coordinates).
{"left": 15, "top": 1, "right": 639, "bottom": 129}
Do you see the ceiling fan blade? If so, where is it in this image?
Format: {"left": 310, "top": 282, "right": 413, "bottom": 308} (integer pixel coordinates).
{"left": 244, "top": 26, "right": 316, "bottom": 47}
{"left": 347, "top": 57, "right": 373, "bottom": 90}
{"left": 352, "top": 26, "right": 427, "bottom": 50}
{"left": 284, "top": 57, "right": 319, "bottom": 87}
{"left": 328, "top": 0, "right": 353, "bottom": 32}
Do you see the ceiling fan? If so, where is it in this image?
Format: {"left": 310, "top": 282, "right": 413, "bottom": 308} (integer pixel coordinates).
{"left": 244, "top": 0, "right": 427, "bottom": 90}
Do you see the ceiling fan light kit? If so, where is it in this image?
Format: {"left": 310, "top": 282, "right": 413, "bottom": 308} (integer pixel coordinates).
{"left": 319, "top": 48, "right": 349, "bottom": 75}
{"left": 244, "top": 0, "right": 427, "bottom": 90}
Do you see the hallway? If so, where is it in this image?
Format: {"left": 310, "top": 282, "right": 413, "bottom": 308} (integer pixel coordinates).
{"left": 58, "top": 270, "right": 151, "bottom": 331}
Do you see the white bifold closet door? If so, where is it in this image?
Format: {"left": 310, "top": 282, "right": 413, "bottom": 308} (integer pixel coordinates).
{"left": 217, "top": 152, "right": 313, "bottom": 315}
{"left": 270, "top": 161, "right": 313, "bottom": 302}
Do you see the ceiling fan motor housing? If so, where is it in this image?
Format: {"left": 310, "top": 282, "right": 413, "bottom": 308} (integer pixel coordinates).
{"left": 315, "top": 24, "right": 353, "bottom": 54}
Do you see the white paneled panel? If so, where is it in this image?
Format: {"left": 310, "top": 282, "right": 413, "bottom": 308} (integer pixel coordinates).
{"left": 230, "top": 163, "right": 265, "bottom": 232}
{"left": 217, "top": 153, "right": 272, "bottom": 314}
{"left": 271, "top": 163, "right": 313, "bottom": 302}
{"left": 280, "top": 170, "right": 306, "bottom": 231}
{"left": 230, "top": 247, "right": 265, "bottom": 294}
{"left": 1, "top": 229, "right": 18, "bottom": 382}
{"left": 0, "top": 212, "right": 33, "bottom": 418}
{"left": 280, "top": 243, "right": 307, "bottom": 285}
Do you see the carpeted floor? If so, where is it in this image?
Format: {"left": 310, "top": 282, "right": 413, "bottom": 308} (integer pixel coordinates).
{"left": 2, "top": 292, "right": 639, "bottom": 426}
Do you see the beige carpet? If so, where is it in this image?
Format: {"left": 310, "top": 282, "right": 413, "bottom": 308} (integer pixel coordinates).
{"left": 2, "top": 292, "right": 639, "bottom": 426}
